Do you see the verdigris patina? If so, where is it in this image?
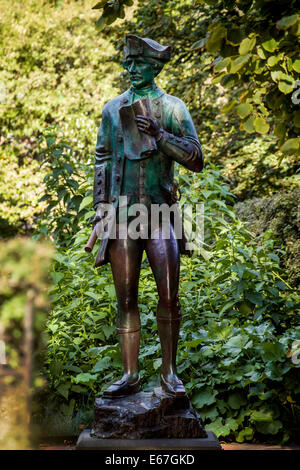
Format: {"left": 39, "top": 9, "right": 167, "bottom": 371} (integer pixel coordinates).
{"left": 91, "top": 34, "right": 204, "bottom": 399}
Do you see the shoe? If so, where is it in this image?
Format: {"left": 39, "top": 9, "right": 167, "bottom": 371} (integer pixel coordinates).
{"left": 161, "top": 374, "right": 186, "bottom": 397}
{"left": 102, "top": 375, "right": 141, "bottom": 398}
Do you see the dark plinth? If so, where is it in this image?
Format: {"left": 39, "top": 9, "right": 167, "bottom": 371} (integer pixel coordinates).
{"left": 76, "top": 429, "right": 221, "bottom": 450}
{"left": 76, "top": 387, "right": 221, "bottom": 450}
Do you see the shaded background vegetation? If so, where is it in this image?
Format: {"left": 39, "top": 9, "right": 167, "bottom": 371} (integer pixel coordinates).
{"left": 0, "top": 0, "right": 299, "bottom": 445}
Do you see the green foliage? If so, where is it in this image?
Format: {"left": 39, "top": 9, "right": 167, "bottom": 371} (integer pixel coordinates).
{"left": 40, "top": 131, "right": 300, "bottom": 442}
{"left": 0, "top": 0, "right": 119, "bottom": 158}
{"left": 103, "top": 0, "right": 300, "bottom": 151}
{"left": 0, "top": 0, "right": 120, "bottom": 237}
{"left": 34, "top": 126, "right": 94, "bottom": 248}
{"left": 0, "top": 238, "right": 53, "bottom": 376}
{"left": 92, "top": 0, "right": 133, "bottom": 30}
{"left": 235, "top": 188, "right": 300, "bottom": 288}
{"left": 0, "top": 155, "right": 45, "bottom": 236}
{"left": 110, "top": 0, "right": 300, "bottom": 198}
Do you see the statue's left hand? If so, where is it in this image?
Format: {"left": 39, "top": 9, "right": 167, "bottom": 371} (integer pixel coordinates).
{"left": 135, "top": 115, "right": 161, "bottom": 139}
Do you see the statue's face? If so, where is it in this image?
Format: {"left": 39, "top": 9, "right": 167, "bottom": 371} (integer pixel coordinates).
{"left": 123, "top": 56, "right": 157, "bottom": 89}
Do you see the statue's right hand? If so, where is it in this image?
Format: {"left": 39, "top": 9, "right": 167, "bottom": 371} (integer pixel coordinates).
{"left": 92, "top": 203, "right": 108, "bottom": 227}
{"left": 92, "top": 214, "right": 102, "bottom": 228}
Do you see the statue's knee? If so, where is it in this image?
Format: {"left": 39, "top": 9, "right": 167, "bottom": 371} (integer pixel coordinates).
{"left": 157, "top": 296, "right": 181, "bottom": 319}
{"left": 116, "top": 297, "right": 140, "bottom": 329}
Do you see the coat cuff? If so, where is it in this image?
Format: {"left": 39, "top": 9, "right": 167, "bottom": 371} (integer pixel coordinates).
{"left": 157, "top": 129, "right": 203, "bottom": 172}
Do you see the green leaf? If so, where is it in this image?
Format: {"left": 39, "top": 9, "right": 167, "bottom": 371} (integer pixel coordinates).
{"left": 200, "top": 405, "right": 219, "bottom": 421}
{"left": 236, "top": 427, "right": 254, "bottom": 442}
{"left": 50, "top": 272, "right": 64, "bottom": 284}
{"left": 214, "top": 57, "right": 230, "bottom": 72}
{"left": 221, "top": 100, "right": 237, "bottom": 113}
{"left": 206, "top": 26, "right": 227, "bottom": 52}
{"left": 267, "top": 253, "right": 280, "bottom": 263}
{"left": 182, "top": 338, "right": 205, "bottom": 348}
{"left": 192, "top": 388, "right": 217, "bottom": 408}
{"left": 261, "top": 342, "right": 286, "bottom": 360}
{"left": 250, "top": 409, "right": 273, "bottom": 422}
{"left": 271, "top": 70, "right": 283, "bottom": 82}
{"left": 254, "top": 116, "right": 270, "bottom": 134}
{"left": 239, "top": 37, "right": 256, "bottom": 55}
{"left": 206, "top": 417, "right": 239, "bottom": 437}
{"left": 93, "top": 357, "right": 111, "bottom": 372}
{"left": 257, "top": 46, "right": 267, "bottom": 59}
{"left": 245, "top": 291, "right": 263, "bottom": 306}
{"left": 74, "top": 372, "right": 98, "bottom": 384}
{"left": 78, "top": 196, "right": 93, "bottom": 212}
{"left": 226, "top": 28, "right": 245, "bottom": 45}
{"left": 223, "top": 335, "right": 249, "bottom": 356}
{"left": 221, "top": 73, "right": 238, "bottom": 88}
{"left": 228, "top": 393, "right": 247, "bottom": 410}
{"left": 92, "top": 1, "right": 108, "bottom": 9}
{"left": 95, "top": 15, "right": 107, "bottom": 30}
{"left": 236, "top": 102, "right": 252, "bottom": 118}
{"left": 277, "top": 14, "right": 299, "bottom": 30}
{"left": 294, "top": 110, "right": 300, "bottom": 127}
{"left": 238, "top": 301, "right": 252, "bottom": 315}
{"left": 219, "top": 300, "right": 236, "bottom": 315}
{"left": 267, "top": 56, "right": 280, "bottom": 67}
{"left": 243, "top": 114, "right": 255, "bottom": 133}
{"left": 256, "top": 420, "right": 283, "bottom": 434}
{"left": 262, "top": 37, "right": 278, "bottom": 52}
{"left": 85, "top": 291, "right": 100, "bottom": 301}
{"left": 278, "top": 74, "right": 295, "bottom": 94}
{"left": 191, "top": 38, "right": 208, "bottom": 50}
{"left": 230, "top": 54, "right": 250, "bottom": 73}
{"left": 105, "top": 284, "right": 116, "bottom": 298}
{"left": 274, "top": 122, "right": 286, "bottom": 138}
{"left": 293, "top": 59, "right": 300, "bottom": 73}
{"left": 57, "top": 383, "right": 70, "bottom": 400}
{"left": 280, "top": 138, "right": 300, "bottom": 153}
{"left": 231, "top": 263, "right": 246, "bottom": 279}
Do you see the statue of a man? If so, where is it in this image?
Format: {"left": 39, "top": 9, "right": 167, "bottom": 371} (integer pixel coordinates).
{"left": 93, "top": 35, "right": 203, "bottom": 398}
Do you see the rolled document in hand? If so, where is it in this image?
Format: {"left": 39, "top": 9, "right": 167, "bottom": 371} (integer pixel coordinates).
{"left": 119, "top": 97, "right": 157, "bottom": 160}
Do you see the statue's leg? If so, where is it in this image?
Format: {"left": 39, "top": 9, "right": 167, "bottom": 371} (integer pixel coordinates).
{"left": 102, "top": 235, "right": 143, "bottom": 398}
{"left": 145, "top": 223, "right": 186, "bottom": 397}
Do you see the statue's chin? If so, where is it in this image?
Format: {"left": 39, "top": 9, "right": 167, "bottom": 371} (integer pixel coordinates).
{"left": 131, "top": 79, "right": 150, "bottom": 89}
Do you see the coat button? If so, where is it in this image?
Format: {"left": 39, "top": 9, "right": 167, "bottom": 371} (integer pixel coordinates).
{"left": 123, "top": 98, "right": 128, "bottom": 103}
{"left": 116, "top": 175, "right": 120, "bottom": 182}
{"left": 111, "top": 196, "right": 116, "bottom": 202}
{"left": 155, "top": 113, "right": 161, "bottom": 119}
{"left": 98, "top": 179, "right": 102, "bottom": 185}
{"left": 155, "top": 100, "right": 159, "bottom": 105}
{"left": 118, "top": 136, "right": 123, "bottom": 142}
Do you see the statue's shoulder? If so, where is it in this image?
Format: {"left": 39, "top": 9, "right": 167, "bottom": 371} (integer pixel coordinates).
{"left": 161, "top": 92, "right": 188, "bottom": 109}
{"left": 160, "top": 92, "right": 190, "bottom": 115}
{"left": 102, "top": 90, "right": 130, "bottom": 114}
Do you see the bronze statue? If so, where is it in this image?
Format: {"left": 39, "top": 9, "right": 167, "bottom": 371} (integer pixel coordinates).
{"left": 92, "top": 35, "right": 203, "bottom": 399}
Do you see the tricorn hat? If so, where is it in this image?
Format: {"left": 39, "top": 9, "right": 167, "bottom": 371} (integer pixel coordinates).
{"left": 124, "top": 35, "right": 172, "bottom": 63}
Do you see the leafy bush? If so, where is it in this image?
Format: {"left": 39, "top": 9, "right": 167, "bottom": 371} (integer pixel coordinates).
{"left": 235, "top": 188, "right": 300, "bottom": 288}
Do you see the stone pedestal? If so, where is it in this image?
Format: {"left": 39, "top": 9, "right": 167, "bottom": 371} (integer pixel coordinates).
{"left": 76, "top": 387, "right": 220, "bottom": 450}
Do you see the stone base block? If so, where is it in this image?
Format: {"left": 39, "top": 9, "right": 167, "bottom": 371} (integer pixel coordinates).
{"left": 76, "top": 429, "right": 221, "bottom": 450}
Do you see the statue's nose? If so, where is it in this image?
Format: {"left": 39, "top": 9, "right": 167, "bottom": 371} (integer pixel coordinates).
{"left": 128, "top": 62, "right": 136, "bottom": 72}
